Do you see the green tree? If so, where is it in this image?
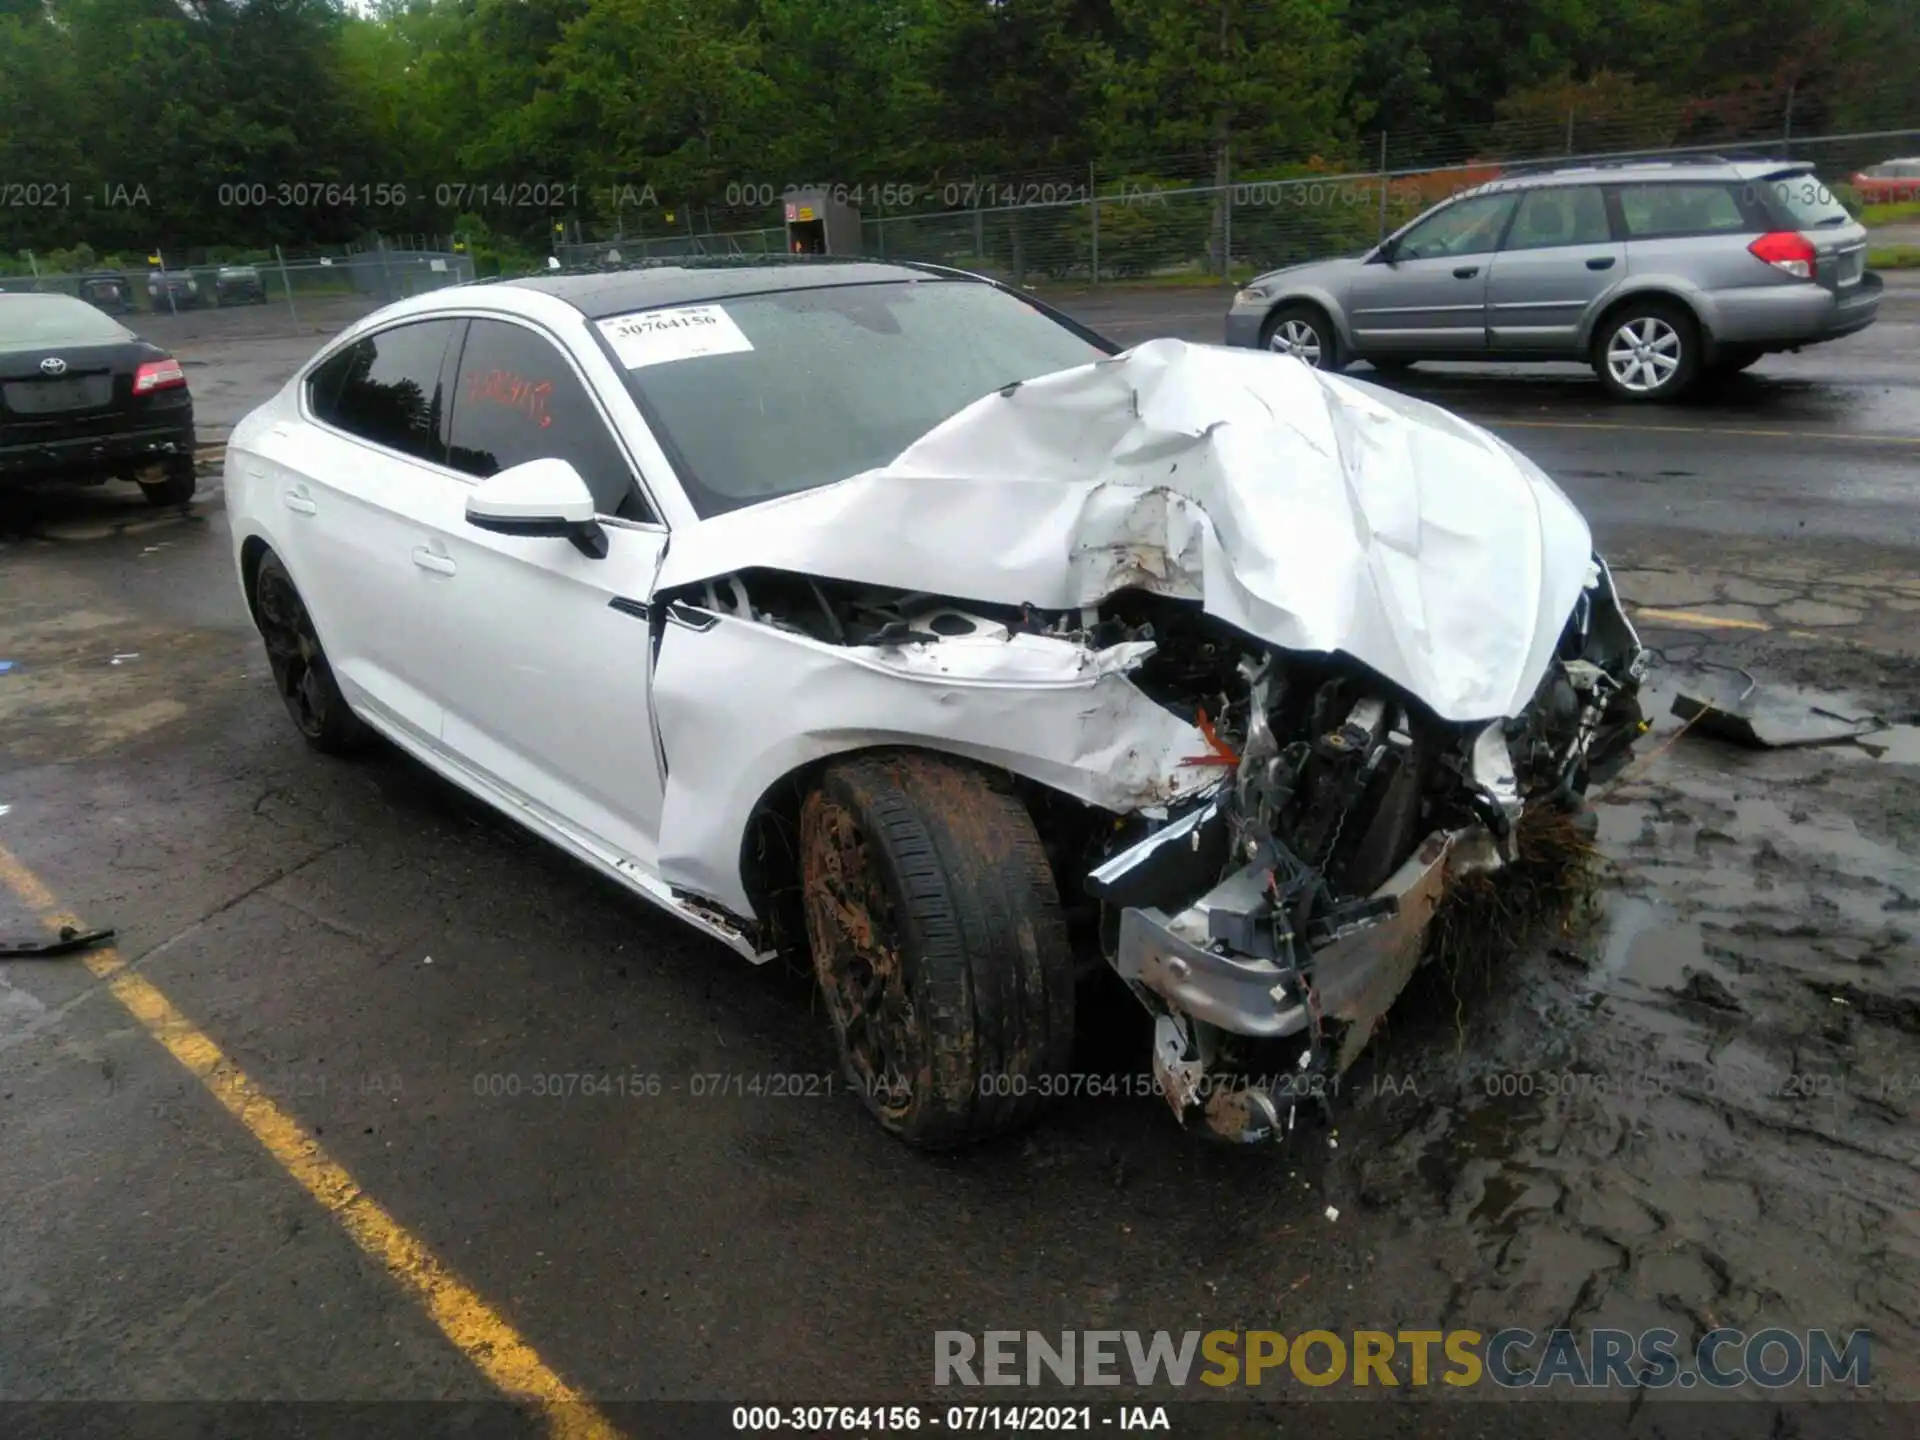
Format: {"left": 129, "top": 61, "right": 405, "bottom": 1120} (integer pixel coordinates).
{"left": 1102, "top": 0, "right": 1358, "bottom": 272}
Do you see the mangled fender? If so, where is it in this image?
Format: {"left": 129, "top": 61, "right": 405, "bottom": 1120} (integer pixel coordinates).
{"left": 650, "top": 615, "right": 1215, "bottom": 917}
{"left": 655, "top": 338, "right": 1596, "bottom": 723}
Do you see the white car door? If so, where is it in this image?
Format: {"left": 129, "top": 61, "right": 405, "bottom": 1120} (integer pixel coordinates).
{"left": 262, "top": 317, "right": 465, "bottom": 748}
{"left": 411, "top": 314, "right": 671, "bottom": 871}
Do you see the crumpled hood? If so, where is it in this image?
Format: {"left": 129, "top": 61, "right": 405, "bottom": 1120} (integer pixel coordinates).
{"left": 656, "top": 338, "right": 1595, "bottom": 722}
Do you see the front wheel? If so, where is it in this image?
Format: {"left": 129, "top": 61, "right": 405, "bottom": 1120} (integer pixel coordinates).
{"left": 252, "top": 551, "right": 372, "bottom": 754}
{"left": 1593, "top": 302, "right": 1700, "bottom": 401}
{"left": 800, "top": 752, "right": 1076, "bottom": 1148}
{"left": 1262, "top": 304, "right": 1344, "bottom": 372}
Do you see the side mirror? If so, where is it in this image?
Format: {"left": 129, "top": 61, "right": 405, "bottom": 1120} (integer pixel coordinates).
{"left": 1371, "top": 238, "right": 1399, "bottom": 265}
{"left": 465, "top": 458, "right": 608, "bottom": 559}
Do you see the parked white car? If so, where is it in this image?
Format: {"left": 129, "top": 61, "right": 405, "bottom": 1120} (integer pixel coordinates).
{"left": 226, "top": 259, "right": 1647, "bottom": 1147}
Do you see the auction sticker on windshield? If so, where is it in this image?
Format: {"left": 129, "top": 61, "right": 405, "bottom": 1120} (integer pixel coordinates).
{"left": 598, "top": 305, "right": 754, "bottom": 369}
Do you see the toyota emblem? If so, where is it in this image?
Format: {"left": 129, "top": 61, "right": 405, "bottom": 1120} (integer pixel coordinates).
{"left": 39, "top": 357, "right": 67, "bottom": 376}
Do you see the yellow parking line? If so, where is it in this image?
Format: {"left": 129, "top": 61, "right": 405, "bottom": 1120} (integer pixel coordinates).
{"left": 1488, "top": 417, "right": 1920, "bottom": 445}
{"left": 0, "top": 840, "right": 619, "bottom": 1440}
{"left": 1630, "top": 606, "right": 1771, "bottom": 632}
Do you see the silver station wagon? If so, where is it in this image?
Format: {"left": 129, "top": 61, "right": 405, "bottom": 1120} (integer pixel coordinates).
{"left": 1224, "top": 157, "right": 1882, "bottom": 400}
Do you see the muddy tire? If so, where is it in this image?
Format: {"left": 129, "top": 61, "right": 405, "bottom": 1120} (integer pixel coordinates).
{"left": 800, "top": 752, "right": 1076, "bottom": 1148}
{"left": 138, "top": 461, "right": 196, "bottom": 507}
{"left": 252, "top": 551, "right": 372, "bottom": 755}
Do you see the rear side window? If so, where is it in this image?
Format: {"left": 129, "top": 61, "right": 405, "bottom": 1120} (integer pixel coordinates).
{"left": 307, "top": 319, "right": 460, "bottom": 463}
{"left": 445, "top": 318, "right": 651, "bottom": 521}
{"left": 1760, "top": 171, "right": 1852, "bottom": 228}
{"left": 1504, "top": 186, "right": 1611, "bottom": 249}
{"left": 1616, "top": 183, "right": 1752, "bottom": 239}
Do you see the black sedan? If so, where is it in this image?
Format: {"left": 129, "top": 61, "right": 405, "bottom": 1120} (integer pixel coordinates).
{"left": 0, "top": 292, "right": 197, "bottom": 505}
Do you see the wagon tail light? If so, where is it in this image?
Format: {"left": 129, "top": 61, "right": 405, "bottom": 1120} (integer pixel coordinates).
{"left": 133, "top": 357, "right": 186, "bottom": 394}
{"left": 1748, "top": 231, "right": 1817, "bottom": 280}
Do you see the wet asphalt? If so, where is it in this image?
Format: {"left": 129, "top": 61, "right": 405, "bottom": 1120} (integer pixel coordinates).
{"left": 0, "top": 279, "right": 1916, "bottom": 1430}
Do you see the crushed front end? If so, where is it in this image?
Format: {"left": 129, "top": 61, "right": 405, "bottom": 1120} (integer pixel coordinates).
{"left": 1088, "top": 559, "right": 1648, "bottom": 1143}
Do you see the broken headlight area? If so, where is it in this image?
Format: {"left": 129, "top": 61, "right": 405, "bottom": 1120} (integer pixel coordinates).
{"left": 1086, "top": 558, "right": 1646, "bottom": 1145}
{"left": 673, "top": 566, "right": 1157, "bottom": 653}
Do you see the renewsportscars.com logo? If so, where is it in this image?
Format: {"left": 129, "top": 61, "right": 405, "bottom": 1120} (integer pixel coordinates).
{"left": 933, "top": 1328, "right": 1873, "bottom": 1390}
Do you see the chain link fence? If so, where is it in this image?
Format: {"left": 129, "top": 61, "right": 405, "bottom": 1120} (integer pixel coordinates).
{"left": 563, "top": 115, "right": 1918, "bottom": 289}
{"left": 844, "top": 126, "right": 1920, "bottom": 287}
{"left": 7, "top": 106, "right": 1912, "bottom": 341}
{"left": 2, "top": 241, "right": 476, "bottom": 340}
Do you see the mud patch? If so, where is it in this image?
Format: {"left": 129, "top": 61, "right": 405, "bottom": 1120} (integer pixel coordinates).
{"left": 1343, "top": 658, "right": 1920, "bottom": 1395}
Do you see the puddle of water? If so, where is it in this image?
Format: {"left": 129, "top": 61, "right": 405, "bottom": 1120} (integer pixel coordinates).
{"left": 1591, "top": 893, "right": 1708, "bottom": 990}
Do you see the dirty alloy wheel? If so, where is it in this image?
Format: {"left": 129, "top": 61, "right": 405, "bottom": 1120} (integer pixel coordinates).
{"left": 1262, "top": 304, "right": 1343, "bottom": 371}
{"left": 138, "top": 460, "right": 197, "bottom": 507}
{"left": 1593, "top": 302, "right": 1699, "bottom": 401}
{"left": 799, "top": 752, "right": 1076, "bottom": 1148}
{"left": 252, "top": 551, "right": 371, "bottom": 754}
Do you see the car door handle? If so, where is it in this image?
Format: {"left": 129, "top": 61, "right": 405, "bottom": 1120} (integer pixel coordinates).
{"left": 282, "top": 489, "right": 317, "bottom": 516}
{"left": 1453, "top": 265, "right": 1480, "bottom": 279}
{"left": 411, "top": 546, "right": 457, "bottom": 577}
{"left": 1586, "top": 256, "right": 1617, "bottom": 270}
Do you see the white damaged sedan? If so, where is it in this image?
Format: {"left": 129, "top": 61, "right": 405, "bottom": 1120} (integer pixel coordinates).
{"left": 226, "top": 259, "right": 1647, "bottom": 1147}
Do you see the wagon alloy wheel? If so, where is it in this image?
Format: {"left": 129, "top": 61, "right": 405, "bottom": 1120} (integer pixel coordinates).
{"left": 251, "top": 553, "right": 370, "bottom": 754}
{"left": 1606, "top": 317, "right": 1681, "bottom": 393}
{"left": 798, "top": 753, "right": 1077, "bottom": 1148}
{"left": 1593, "top": 302, "right": 1700, "bottom": 401}
{"left": 801, "top": 796, "right": 920, "bottom": 1127}
{"left": 1268, "top": 318, "right": 1323, "bottom": 365}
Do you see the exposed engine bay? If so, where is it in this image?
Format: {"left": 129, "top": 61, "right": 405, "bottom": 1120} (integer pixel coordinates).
{"left": 659, "top": 555, "right": 1647, "bottom": 1144}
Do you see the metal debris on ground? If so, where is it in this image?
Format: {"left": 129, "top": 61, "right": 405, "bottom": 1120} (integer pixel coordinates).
{"left": 0, "top": 924, "right": 117, "bottom": 958}
{"left": 1671, "top": 683, "right": 1884, "bottom": 750}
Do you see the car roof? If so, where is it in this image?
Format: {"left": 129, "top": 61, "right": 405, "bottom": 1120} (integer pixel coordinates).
{"left": 1469, "top": 155, "right": 1815, "bottom": 193}
{"left": 496, "top": 256, "right": 977, "bottom": 319}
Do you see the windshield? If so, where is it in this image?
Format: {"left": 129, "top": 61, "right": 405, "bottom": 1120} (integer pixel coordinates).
{"left": 1762, "top": 169, "right": 1852, "bottom": 227}
{"left": 0, "top": 293, "right": 133, "bottom": 345}
{"left": 608, "top": 279, "right": 1109, "bottom": 517}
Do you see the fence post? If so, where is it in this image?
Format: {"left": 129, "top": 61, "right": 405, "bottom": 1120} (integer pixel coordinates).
{"left": 275, "top": 244, "right": 301, "bottom": 332}
{"left": 1222, "top": 142, "right": 1233, "bottom": 281}
{"left": 1089, "top": 162, "right": 1099, "bottom": 286}
{"left": 377, "top": 237, "right": 395, "bottom": 303}
{"left": 1566, "top": 109, "right": 1575, "bottom": 155}
{"left": 26, "top": 250, "right": 38, "bottom": 278}
{"left": 1376, "top": 132, "right": 1390, "bottom": 243}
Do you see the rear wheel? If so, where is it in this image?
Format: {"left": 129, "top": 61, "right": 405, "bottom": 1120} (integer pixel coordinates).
{"left": 138, "top": 460, "right": 196, "bottom": 507}
{"left": 1262, "top": 304, "right": 1344, "bottom": 372}
{"left": 253, "top": 551, "right": 372, "bottom": 754}
{"left": 800, "top": 752, "right": 1076, "bottom": 1148}
{"left": 1593, "top": 301, "right": 1700, "bottom": 401}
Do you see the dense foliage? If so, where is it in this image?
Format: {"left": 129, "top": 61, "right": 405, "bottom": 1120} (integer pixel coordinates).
{"left": 2, "top": 0, "right": 1915, "bottom": 260}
